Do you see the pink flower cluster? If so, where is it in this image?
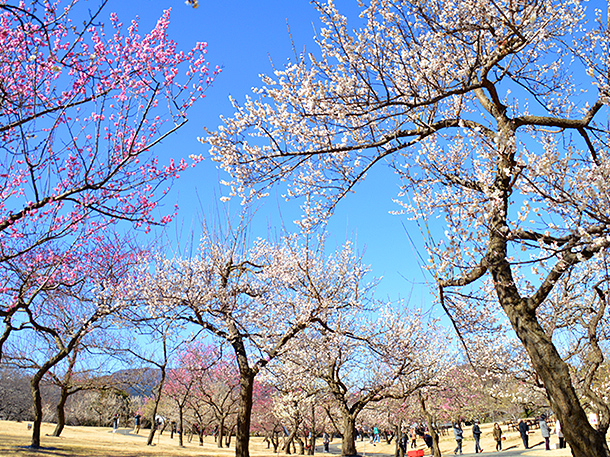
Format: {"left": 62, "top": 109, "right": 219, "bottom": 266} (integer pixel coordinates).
{"left": 0, "top": 0, "right": 216, "bottom": 315}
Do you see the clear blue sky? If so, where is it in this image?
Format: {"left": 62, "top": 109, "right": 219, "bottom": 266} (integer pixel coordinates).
{"left": 108, "top": 0, "right": 435, "bottom": 307}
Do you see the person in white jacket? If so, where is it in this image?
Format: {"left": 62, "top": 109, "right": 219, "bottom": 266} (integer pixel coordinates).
{"left": 555, "top": 420, "right": 566, "bottom": 449}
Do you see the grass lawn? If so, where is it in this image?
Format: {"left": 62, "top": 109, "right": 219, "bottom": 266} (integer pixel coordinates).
{"left": 0, "top": 420, "right": 574, "bottom": 456}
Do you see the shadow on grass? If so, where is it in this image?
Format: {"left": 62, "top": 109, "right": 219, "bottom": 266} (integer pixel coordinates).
{"left": 9, "top": 446, "right": 69, "bottom": 456}
{"left": 4, "top": 445, "right": 159, "bottom": 457}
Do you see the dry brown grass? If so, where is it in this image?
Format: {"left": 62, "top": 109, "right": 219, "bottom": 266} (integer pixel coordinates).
{"left": 0, "top": 420, "right": 574, "bottom": 456}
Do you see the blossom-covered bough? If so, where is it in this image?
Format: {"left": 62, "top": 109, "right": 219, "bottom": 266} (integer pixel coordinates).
{"left": 207, "top": 0, "right": 610, "bottom": 455}
{"left": 0, "top": 0, "right": 215, "bottom": 364}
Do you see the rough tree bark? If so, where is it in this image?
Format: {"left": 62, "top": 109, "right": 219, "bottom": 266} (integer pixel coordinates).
{"left": 341, "top": 414, "right": 358, "bottom": 457}
{"left": 418, "top": 393, "right": 441, "bottom": 457}
{"left": 217, "top": 415, "right": 226, "bottom": 448}
{"left": 178, "top": 404, "right": 184, "bottom": 447}
{"left": 30, "top": 351, "right": 69, "bottom": 448}
{"left": 51, "top": 385, "right": 69, "bottom": 437}
{"left": 485, "top": 121, "right": 610, "bottom": 457}
{"left": 437, "top": 90, "right": 610, "bottom": 457}
{"left": 233, "top": 341, "right": 256, "bottom": 457}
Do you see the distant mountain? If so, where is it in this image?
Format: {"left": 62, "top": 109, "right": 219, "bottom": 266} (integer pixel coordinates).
{"left": 107, "top": 368, "right": 162, "bottom": 397}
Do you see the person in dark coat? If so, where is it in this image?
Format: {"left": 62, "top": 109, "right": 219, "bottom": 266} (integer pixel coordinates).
{"left": 472, "top": 420, "right": 483, "bottom": 453}
{"left": 133, "top": 413, "right": 141, "bottom": 434}
{"left": 453, "top": 422, "right": 463, "bottom": 455}
{"left": 518, "top": 419, "right": 529, "bottom": 449}
{"left": 423, "top": 433, "right": 433, "bottom": 454}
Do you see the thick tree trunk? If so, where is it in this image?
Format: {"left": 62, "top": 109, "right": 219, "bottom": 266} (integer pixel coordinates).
{"left": 30, "top": 374, "right": 44, "bottom": 448}
{"left": 217, "top": 416, "right": 226, "bottom": 448}
{"left": 484, "top": 146, "right": 610, "bottom": 457}
{"left": 235, "top": 371, "right": 255, "bottom": 457}
{"left": 51, "top": 386, "right": 69, "bottom": 437}
{"left": 178, "top": 405, "right": 184, "bottom": 447}
{"left": 474, "top": 127, "right": 610, "bottom": 457}
{"left": 341, "top": 414, "right": 358, "bottom": 456}
{"left": 30, "top": 351, "right": 70, "bottom": 448}
{"left": 419, "top": 394, "right": 441, "bottom": 457}
{"left": 502, "top": 298, "right": 610, "bottom": 457}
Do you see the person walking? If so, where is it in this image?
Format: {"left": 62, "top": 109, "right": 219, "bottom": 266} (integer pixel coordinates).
{"left": 540, "top": 414, "right": 551, "bottom": 451}
{"left": 372, "top": 425, "right": 380, "bottom": 445}
{"left": 410, "top": 427, "right": 417, "bottom": 448}
{"left": 492, "top": 423, "right": 503, "bottom": 451}
{"left": 423, "top": 433, "right": 433, "bottom": 456}
{"left": 555, "top": 420, "right": 566, "bottom": 449}
{"left": 472, "top": 420, "right": 483, "bottom": 453}
{"left": 453, "top": 422, "right": 463, "bottom": 455}
{"left": 323, "top": 432, "right": 330, "bottom": 453}
{"left": 518, "top": 419, "right": 529, "bottom": 449}
{"left": 133, "top": 413, "right": 141, "bottom": 434}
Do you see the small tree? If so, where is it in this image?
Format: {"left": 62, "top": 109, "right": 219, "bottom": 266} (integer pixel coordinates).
{"left": 283, "top": 306, "right": 449, "bottom": 457}
{"left": 250, "top": 381, "right": 284, "bottom": 453}
{"left": 188, "top": 346, "right": 240, "bottom": 449}
{"left": 140, "top": 225, "right": 371, "bottom": 457}
{"left": 2, "top": 237, "right": 141, "bottom": 447}
{"left": 164, "top": 342, "right": 238, "bottom": 448}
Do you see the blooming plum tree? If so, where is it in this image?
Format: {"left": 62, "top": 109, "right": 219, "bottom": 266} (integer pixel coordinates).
{"left": 0, "top": 0, "right": 215, "bottom": 358}
{"left": 163, "top": 352, "right": 198, "bottom": 447}
{"left": 207, "top": 1, "right": 610, "bottom": 455}
{"left": 268, "top": 362, "right": 327, "bottom": 455}
{"left": 249, "top": 380, "right": 284, "bottom": 452}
